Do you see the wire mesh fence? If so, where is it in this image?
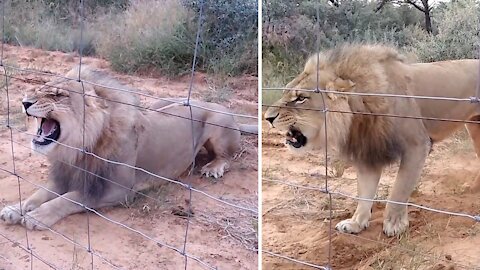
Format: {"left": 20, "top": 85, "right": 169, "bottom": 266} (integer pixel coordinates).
{"left": 261, "top": 2, "right": 480, "bottom": 269}
{"left": 0, "top": 0, "right": 258, "bottom": 269}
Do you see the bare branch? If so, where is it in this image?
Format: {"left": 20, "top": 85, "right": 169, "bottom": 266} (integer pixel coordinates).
{"left": 404, "top": 0, "right": 426, "bottom": 12}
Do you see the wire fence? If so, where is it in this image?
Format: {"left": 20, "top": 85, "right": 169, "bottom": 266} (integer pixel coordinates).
{"left": 261, "top": 2, "right": 480, "bottom": 270}
{"left": 0, "top": 0, "right": 258, "bottom": 269}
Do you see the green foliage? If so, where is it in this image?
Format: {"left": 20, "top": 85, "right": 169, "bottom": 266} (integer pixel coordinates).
{"left": 184, "top": 0, "right": 258, "bottom": 75}
{"left": 95, "top": 0, "right": 195, "bottom": 75}
{"left": 263, "top": 0, "right": 480, "bottom": 88}
{"left": 0, "top": 0, "right": 257, "bottom": 77}
{"left": 411, "top": 0, "right": 480, "bottom": 62}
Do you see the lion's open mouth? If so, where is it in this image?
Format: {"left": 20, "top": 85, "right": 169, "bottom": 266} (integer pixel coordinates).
{"left": 286, "top": 127, "right": 307, "bottom": 148}
{"left": 33, "top": 118, "right": 61, "bottom": 146}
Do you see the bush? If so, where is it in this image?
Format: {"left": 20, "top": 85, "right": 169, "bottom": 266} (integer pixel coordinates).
{"left": 262, "top": 0, "right": 480, "bottom": 89}
{"left": 410, "top": 0, "right": 480, "bottom": 62}
{"left": 184, "top": 0, "right": 258, "bottom": 75}
{"left": 95, "top": 0, "right": 195, "bottom": 75}
{"left": 2, "top": 1, "right": 75, "bottom": 52}
{"left": 0, "top": 0, "right": 258, "bottom": 77}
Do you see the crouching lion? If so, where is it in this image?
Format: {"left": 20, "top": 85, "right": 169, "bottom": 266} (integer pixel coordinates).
{"left": 264, "top": 44, "right": 480, "bottom": 236}
{"left": 0, "top": 66, "right": 257, "bottom": 230}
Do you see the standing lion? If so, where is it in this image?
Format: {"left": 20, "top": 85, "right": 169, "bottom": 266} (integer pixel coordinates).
{"left": 265, "top": 44, "right": 480, "bottom": 236}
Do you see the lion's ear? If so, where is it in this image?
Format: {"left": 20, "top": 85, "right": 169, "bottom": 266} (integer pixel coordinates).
{"left": 333, "top": 78, "right": 355, "bottom": 91}
{"left": 325, "top": 78, "right": 354, "bottom": 100}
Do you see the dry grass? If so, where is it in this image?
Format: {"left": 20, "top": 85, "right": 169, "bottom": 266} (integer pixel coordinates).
{"left": 202, "top": 78, "right": 234, "bottom": 103}
{"left": 95, "top": 0, "right": 193, "bottom": 75}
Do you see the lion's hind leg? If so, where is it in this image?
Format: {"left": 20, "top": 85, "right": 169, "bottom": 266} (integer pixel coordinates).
{"left": 200, "top": 124, "right": 241, "bottom": 179}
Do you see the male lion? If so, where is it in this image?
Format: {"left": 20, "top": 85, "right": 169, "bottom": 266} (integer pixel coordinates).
{"left": 264, "top": 44, "right": 480, "bottom": 236}
{"left": 0, "top": 66, "right": 257, "bottom": 230}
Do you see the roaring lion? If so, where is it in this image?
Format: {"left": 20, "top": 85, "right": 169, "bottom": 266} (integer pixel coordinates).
{"left": 0, "top": 66, "right": 257, "bottom": 230}
{"left": 264, "top": 44, "right": 480, "bottom": 236}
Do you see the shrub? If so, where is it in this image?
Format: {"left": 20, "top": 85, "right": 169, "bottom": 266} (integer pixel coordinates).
{"left": 410, "top": 0, "right": 480, "bottom": 62}
{"left": 94, "top": 0, "right": 195, "bottom": 75}
{"left": 184, "top": 0, "right": 258, "bottom": 75}
{"left": 0, "top": 0, "right": 258, "bottom": 77}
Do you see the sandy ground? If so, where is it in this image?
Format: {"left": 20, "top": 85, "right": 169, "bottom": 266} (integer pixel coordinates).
{"left": 262, "top": 124, "right": 480, "bottom": 270}
{"left": 0, "top": 44, "right": 258, "bottom": 270}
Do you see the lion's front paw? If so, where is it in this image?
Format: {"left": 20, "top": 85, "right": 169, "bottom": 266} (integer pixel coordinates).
{"left": 335, "top": 218, "right": 369, "bottom": 234}
{"left": 383, "top": 209, "right": 409, "bottom": 237}
{"left": 201, "top": 159, "right": 228, "bottom": 179}
{"left": 21, "top": 209, "right": 58, "bottom": 231}
{"left": 0, "top": 205, "right": 22, "bottom": 224}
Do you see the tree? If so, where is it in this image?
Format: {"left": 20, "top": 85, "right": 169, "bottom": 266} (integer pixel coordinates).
{"left": 376, "top": 0, "right": 433, "bottom": 33}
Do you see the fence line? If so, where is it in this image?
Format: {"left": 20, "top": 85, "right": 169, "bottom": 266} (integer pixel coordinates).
{"left": 263, "top": 87, "right": 480, "bottom": 103}
{"left": 262, "top": 77, "right": 480, "bottom": 268}
{"left": 0, "top": 166, "right": 218, "bottom": 270}
{"left": 2, "top": 72, "right": 257, "bottom": 135}
{"left": 9, "top": 126, "right": 257, "bottom": 214}
{"left": 0, "top": 230, "right": 59, "bottom": 269}
{"left": 263, "top": 250, "right": 330, "bottom": 270}
{"left": 76, "top": 1, "right": 96, "bottom": 267}
{"left": 2, "top": 63, "right": 33, "bottom": 267}
{"left": 262, "top": 103, "right": 480, "bottom": 124}
{"left": 2, "top": 63, "right": 258, "bottom": 120}
{"left": 0, "top": 199, "right": 122, "bottom": 269}
{"left": 263, "top": 177, "right": 480, "bottom": 221}
{"left": 0, "top": 1, "right": 258, "bottom": 269}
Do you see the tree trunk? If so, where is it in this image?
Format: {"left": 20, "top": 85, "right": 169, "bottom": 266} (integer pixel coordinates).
{"left": 422, "top": 0, "right": 432, "bottom": 33}
{"left": 424, "top": 10, "right": 432, "bottom": 33}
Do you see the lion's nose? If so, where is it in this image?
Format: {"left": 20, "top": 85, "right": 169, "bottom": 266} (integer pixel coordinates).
{"left": 265, "top": 114, "right": 278, "bottom": 124}
{"left": 22, "top": 101, "right": 34, "bottom": 110}
{"left": 22, "top": 101, "right": 33, "bottom": 115}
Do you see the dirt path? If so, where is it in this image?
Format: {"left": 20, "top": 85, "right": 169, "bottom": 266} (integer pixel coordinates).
{"left": 0, "top": 44, "right": 258, "bottom": 270}
{"left": 262, "top": 126, "right": 480, "bottom": 270}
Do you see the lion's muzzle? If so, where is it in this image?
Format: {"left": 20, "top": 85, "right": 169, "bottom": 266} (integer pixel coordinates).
{"left": 286, "top": 127, "right": 307, "bottom": 148}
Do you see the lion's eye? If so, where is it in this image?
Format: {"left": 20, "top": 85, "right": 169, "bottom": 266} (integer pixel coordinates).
{"left": 295, "top": 96, "right": 307, "bottom": 104}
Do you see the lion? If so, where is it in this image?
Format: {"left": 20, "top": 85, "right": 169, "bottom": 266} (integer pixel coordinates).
{"left": 0, "top": 65, "right": 257, "bottom": 230}
{"left": 264, "top": 44, "right": 480, "bottom": 236}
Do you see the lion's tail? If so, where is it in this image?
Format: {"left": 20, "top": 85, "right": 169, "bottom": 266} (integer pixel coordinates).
{"left": 238, "top": 124, "right": 258, "bottom": 136}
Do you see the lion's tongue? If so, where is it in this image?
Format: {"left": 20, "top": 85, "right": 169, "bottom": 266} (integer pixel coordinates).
{"left": 41, "top": 119, "right": 56, "bottom": 135}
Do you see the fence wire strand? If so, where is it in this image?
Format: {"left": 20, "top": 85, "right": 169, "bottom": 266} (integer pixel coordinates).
{"left": 2, "top": 63, "right": 33, "bottom": 268}
{"left": 1, "top": 62, "right": 258, "bottom": 120}
{"left": 0, "top": 230, "right": 59, "bottom": 269}
{"left": 0, "top": 1, "right": 257, "bottom": 269}
{"left": 0, "top": 199, "right": 122, "bottom": 269}
{"left": 76, "top": 1, "right": 95, "bottom": 268}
